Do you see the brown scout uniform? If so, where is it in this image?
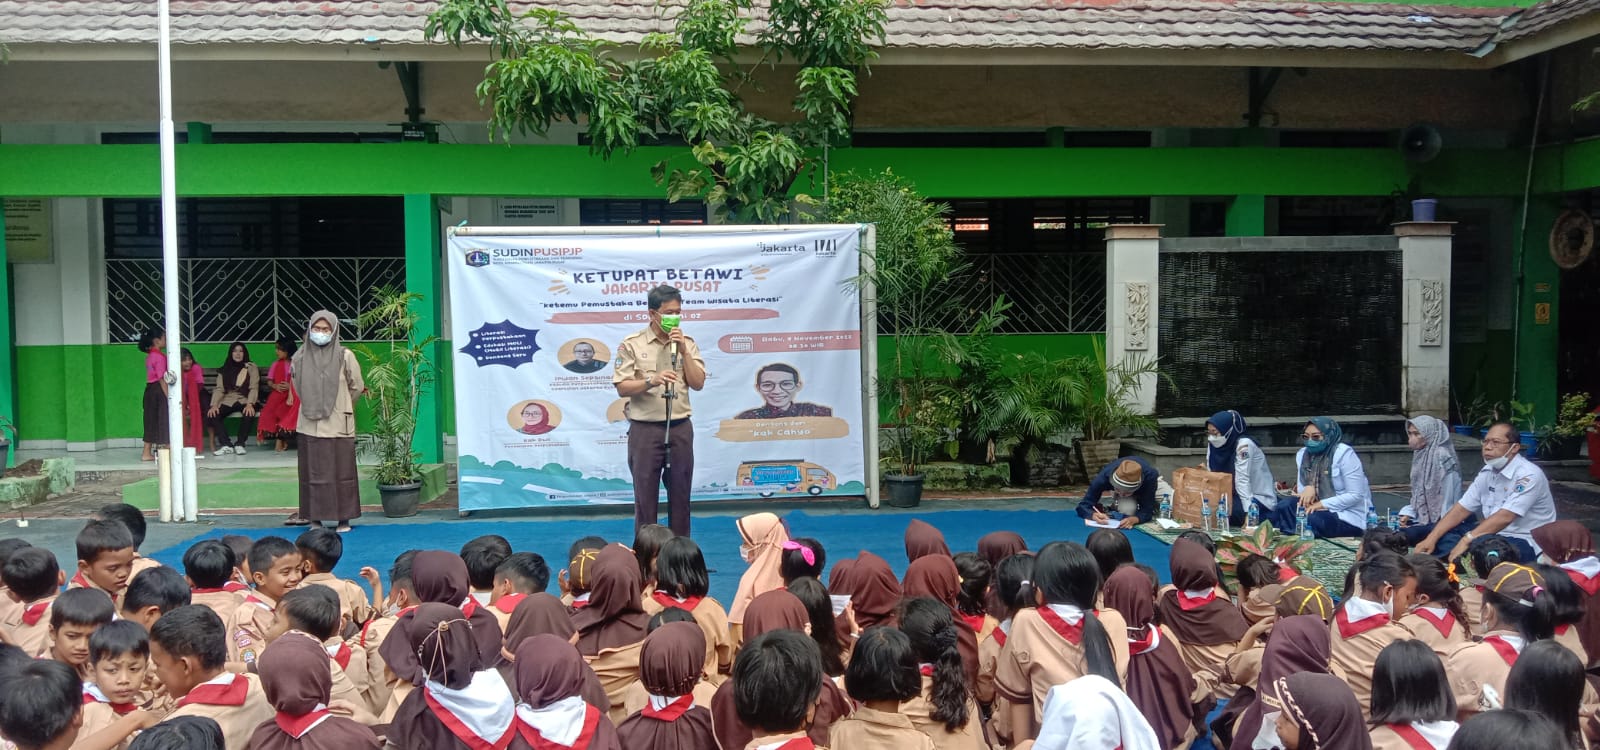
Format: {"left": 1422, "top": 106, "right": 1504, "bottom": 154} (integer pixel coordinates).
{"left": 586, "top": 640, "right": 645, "bottom": 725}
{"left": 1328, "top": 602, "right": 1415, "bottom": 722}
{"left": 640, "top": 595, "right": 734, "bottom": 686}
{"left": 1397, "top": 607, "right": 1470, "bottom": 661}
{"left": 299, "top": 573, "right": 372, "bottom": 632}
{"left": 165, "top": 672, "right": 275, "bottom": 750}
{"left": 228, "top": 591, "right": 278, "bottom": 666}
{"left": 829, "top": 706, "right": 937, "bottom": 750}
{"left": 994, "top": 607, "right": 1131, "bottom": 726}
{"left": 901, "top": 674, "right": 991, "bottom": 750}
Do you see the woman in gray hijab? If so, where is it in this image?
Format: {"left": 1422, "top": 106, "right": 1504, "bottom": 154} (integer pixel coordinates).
{"left": 288, "top": 310, "right": 364, "bottom": 532}
{"left": 1398, "top": 414, "right": 1464, "bottom": 546}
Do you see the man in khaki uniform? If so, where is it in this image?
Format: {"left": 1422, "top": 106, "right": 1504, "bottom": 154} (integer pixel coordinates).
{"left": 613, "top": 284, "right": 706, "bottom": 537}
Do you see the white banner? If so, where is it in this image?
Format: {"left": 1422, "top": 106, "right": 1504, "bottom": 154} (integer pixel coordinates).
{"left": 447, "top": 226, "right": 869, "bottom": 512}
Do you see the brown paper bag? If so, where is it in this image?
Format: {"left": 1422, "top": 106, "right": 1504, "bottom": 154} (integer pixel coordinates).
{"left": 1170, "top": 466, "right": 1236, "bottom": 527}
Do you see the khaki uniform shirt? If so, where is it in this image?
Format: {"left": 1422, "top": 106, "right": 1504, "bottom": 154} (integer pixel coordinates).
{"left": 191, "top": 590, "right": 244, "bottom": 638}
{"left": 612, "top": 327, "right": 706, "bottom": 421}
{"left": 300, "top": 573, "right": 373, "bottom": 631}
{"left": 356, "top": 614, "right": 399, "bottom": 716}
{"left": 1398, "top": 609, "right": 1470, "bottom": 661}
{"left": 297, "top": 349, "right": 364, "bottom": 439}
{"left": 229, "top": 592, "right": 278, "bottom": 665}
{"left": 994, "top": 607, "right": 1131, "bottom": 719}
{"left": 1329, "top": 611, "right": 1415, "bottom": 723}
{"left": 166, "top": 673, "right": 274, "bottom": 750}
{"left": 77, "top": 700, "right": 137, "bottom": 750}
{"left": 586, "top": 641, "right": 645, "bottom": 725}
{"left": 1, "top": 593, "right": 58, "bottom": 656}
{"left": 621, "top": 678, "right": 718, "bottom": 714}
{"left": 640, "top": 595, "right": 733, "bottom": 685}
{"left": 829, "top": 706, "right": 937, "bottom": 750}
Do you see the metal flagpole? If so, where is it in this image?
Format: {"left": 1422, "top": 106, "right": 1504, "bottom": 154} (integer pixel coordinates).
{"left": 157, "top": 0, "right": 188, "bottom": 522}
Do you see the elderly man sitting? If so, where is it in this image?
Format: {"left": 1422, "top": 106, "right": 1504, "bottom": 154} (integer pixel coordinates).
{"left": 1415, "top": 422, "right": 1558, "bottom": 562}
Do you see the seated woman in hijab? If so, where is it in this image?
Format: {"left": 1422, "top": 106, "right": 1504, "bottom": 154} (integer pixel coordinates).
{"left": 1398, "top": 415, "right": 1466, "bottom": 547}
{"left": 512, "top": 634, "right": 622, "bottom": 750}
{"left": 248, "top": 632, "right": 381, "bottom": 750}
{"left": 387, "top": 603, "right": 521, "bottom": 750}
{"left": 570, "top": 544, "right": 651, "bottom": 724}
{"left": 1296, "top": 417, "right": 1375, "bottom": 539}
{"left": 615, "top": 622, "right": 718, "bottom": 750}
{"left": 1207, "top": 410, "right": 1286, "bottom": 532}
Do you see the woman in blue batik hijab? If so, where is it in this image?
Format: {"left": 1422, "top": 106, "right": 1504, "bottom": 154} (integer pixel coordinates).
{"left": 1294, "top": 417, "right": 1374, "bottom": 539}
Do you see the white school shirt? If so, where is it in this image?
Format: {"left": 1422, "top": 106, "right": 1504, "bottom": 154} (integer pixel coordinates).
{"left": 1294, "top": 443, "right": 1373, "bottom": 530}
{"left": 1456, "top": 453, "right": 1557, "bottom": 553}
{"left": 1233, "top": 437, "right": 1279, "bottom": 510}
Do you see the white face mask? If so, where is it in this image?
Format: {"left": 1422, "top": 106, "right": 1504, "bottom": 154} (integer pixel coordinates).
{"left": 740, "top": 545, "right": 755, "bottom": 563}
{"left": 1486, "top": 453, "right": 1512, "bottom": 471}
{"left": 1207, "top": 434, "right": 1228, "bottom": 448}
{"left": 1117, "top": 498, "right": 1138, "bottom": 517}
{"left": 1251, "top": 711, "right": 1285, "bottom": 750}
{"left": 1385, "top": 589, "right": 1397, "bottom": 618}
{"left": 310, "top": 331, "right": 333, "bottom": 346}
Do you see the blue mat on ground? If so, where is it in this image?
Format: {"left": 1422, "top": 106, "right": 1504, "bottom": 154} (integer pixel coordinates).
{"left": 146, "top": 508, "right": 1175, "bottom": 606}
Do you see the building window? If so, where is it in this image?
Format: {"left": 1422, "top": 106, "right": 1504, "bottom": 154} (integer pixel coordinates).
{"left": 919, "top": 197, "right": 1148, "bottom": 334}
{"left": 579, "top": 199, "right": 707, "bottom": 225}
{"left": 103, "top": 197, "right": 405, "bottom": 343}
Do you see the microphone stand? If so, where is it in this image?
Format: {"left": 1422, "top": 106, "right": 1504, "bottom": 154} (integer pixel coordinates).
{"left": 662, "top": 341, "right": 679, "bottom": 476}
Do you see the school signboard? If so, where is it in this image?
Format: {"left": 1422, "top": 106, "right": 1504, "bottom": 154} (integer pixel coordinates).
{"left": 446, "top": 225, "right": 874, "bottom": 512}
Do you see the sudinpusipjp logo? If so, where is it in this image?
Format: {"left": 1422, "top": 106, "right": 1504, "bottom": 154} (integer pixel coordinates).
{"left": 465, "top": 250, "right": 491, "bottom": 267}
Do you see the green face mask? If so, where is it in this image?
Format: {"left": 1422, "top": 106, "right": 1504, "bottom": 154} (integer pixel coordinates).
{"left": 659, "top": 314, "right": 681, "bottom": 332}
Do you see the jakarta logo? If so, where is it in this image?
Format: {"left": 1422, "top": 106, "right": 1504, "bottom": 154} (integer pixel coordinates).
{"left": 465, "top": 250, "right": 491, "bottom": 268}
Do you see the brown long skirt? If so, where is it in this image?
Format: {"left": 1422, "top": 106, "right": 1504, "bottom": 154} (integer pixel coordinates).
{"left": 298, "top": 435, "right": 361, "bottom": 521}
{"left": 142, "top": 382, "right": 169, "bottom": 445}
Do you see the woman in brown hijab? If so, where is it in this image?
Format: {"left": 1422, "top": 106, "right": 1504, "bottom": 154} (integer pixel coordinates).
{"left": 1225, "top": 615, "right": 1333, "bottom": 750}
{"left": 615, "top": 622, "right": 718, "bottom": 750}
{"left": 388, "top": 603, "right": 523, "bottom": 750}
{"left": 844, "top": 551, "right": 903, "bottom": 630}
{"left": 905, "top": 519, "right": 952, "bottom": 562}
{"left": 902, "top": 554, "right": 980, "bottom": 686}
{"left": 569, "top": 544, "right": 650, "bottom": 723}
{"left": 501, "top": 592, "right": 611, "bottom": 711}
{"left": 247, "top": 631, "right": 381, "bottom": 750}
{"left": 711, "top": 590, "right": 852, "bottom": 750}
{"left": 290, "top": 310, "right": 364, "bottom": 531}
{"left": 1270, "top": 672, "right": 1373, "bottom": 750}
{"left": 977, "top": 531, "right": 1028, "bottom": 567}
{"left": 1533, "top": 519, "right": 1600, "bottom": 670}
{"left": 1102, "top": 565, "right": 1197, "bottom": 750}
{"left": 1157, "top": 538, "right": 1248, "bottom": 702}
{"left": 512, "top": 634, "right": 622, "bottom": 750}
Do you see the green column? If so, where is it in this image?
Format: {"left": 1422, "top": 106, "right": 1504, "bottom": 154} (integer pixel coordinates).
{"left": 1515, "top": 195, "right": 1562, "bottom": 426}
{"left": 1225, "top": 195, "right": 1267, "bottom": 237}
{"left": 0, "top": 225, "right": 13, "bottom": 466}
{"left": 403, "top": 194, "right": 444, "bottom": 464}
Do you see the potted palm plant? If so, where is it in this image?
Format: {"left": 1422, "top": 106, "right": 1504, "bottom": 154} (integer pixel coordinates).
{"left": 827, "top": 169, "right": 966, "bottom": 508}
{"left": 356, "top": 286, "right": 437, "bottom": 518}
{"left": 1073, "top": 342, "right": 1165, "bottom": 476}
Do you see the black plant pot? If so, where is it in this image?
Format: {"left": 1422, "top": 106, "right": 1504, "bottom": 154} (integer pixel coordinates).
{"left": 883, "top": 474, "right": 924, "bottom": 508}
{"left": 1540, "top": 436, "right": 1584, "bottom": 461}
{"left": 378, "top": 481, "right": 423, "bottom": 518}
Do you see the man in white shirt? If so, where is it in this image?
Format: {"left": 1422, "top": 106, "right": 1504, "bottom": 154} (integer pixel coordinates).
{"left": 1415, "top": 422, "right": 1556, "bottom": 562}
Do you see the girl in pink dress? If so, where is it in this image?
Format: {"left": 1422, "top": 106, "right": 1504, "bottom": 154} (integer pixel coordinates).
{"left": 256, "top": 336, "right": 300, "bottom": 452}
{"left": 139, "top": 328, "right": 168, "bottom": 462}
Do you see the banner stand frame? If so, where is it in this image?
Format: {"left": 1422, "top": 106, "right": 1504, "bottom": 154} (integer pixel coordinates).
{"left": 448, "top": 223, "right": 881, "bottom": 510}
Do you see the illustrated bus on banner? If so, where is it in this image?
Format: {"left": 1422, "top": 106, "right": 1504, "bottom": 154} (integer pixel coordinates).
{"left": 738, "top": 459, "right": 836, "bottom": 497}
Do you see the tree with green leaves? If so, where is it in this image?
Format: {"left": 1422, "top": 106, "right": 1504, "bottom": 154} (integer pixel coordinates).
{"left": 426, "top": 0, "right": 888, "bottom": 223}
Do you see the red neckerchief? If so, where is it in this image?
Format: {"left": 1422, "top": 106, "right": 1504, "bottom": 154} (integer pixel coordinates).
{"left": 71, "top": 571, "right": 94, "bottom": 590}
{"left": 244, "top": 594, "right": 275, "bottom": 611}
{"left": 1335, "top": 606, "right": 1390, "bottom": 639}
{"left": 1565, "top": 568, "right": 1600, "bottom": 596}
{"left": 1483, "top": 635, "right": 1521, "bottom": 667}
{"left": 21, "top": 600, "right": 50, "bottom": 626}
{"left": 461, "top": 598, "right": 481, "bottom": 618}
{"left": 919, "top": 664, "right": 934, "bottom": 676}
{"left": 1036, "top": 606, "right": 1087, "bottom": 646}
{"left": 1176, "top": 590, "right": 1217, "bottom": 611}
{"left": 1557, "top": 624, "right": 1572, "bottom": 636}
{"left": 177, "top": 674, "right": 249, "bottom": 707}
{"left": 1127, "top": 625, "right": 1161, "bottom": 654}
{"left": 993, "top": 628, "right": 1007, "bottom": 647}
{"left": 1390, "top": 723, "right": 1442, "bottom": 750}
{"left": 959, "top": 612, "right": 987, "bottom": 634}
{"left": 516, "top": 703, "right": 599, "bottom": 750}
{"left": 425, "top": 690, "right": 516, "bottom": 750}
{"left": 494, "top": 593, "right": 527, "bottom": 615}
{"left": 570, "top": 599, "right": 590, "bottom": 610}
{"left": 651, "top": 591, "right": 703, "bottom": 612}
{"left": 223, "top": 581, "right": 248, "bottom": 592}
{"left": 1410, "top": 608, "right": 1457, "bottom": 640}
{"left": 330, "top": 643, "right": 353, "bottom": 670}
{"left": 275, "top": 709, "right": 331, "bottom": 738}
{"left": 769, "top": 739, "right": 816, "bottom": 750}
{"left": 641, "top": 695, "right": 693, "bottom": 722}
{"left": 82, "top": 691, "right": 138, "bottom": 715}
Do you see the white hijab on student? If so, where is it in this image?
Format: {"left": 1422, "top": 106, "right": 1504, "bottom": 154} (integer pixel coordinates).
{"left": 1032, "top": 675, "right": 1162, "bottom": 750}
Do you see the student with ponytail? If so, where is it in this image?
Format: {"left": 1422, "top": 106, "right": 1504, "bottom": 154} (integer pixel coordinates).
{"left": 1446, "top": 562, "right": 1568, "bottom": 719}
{"left": 985, "top": 552, "right": 1035, "bottom": 744}
{"left": 898, "top": 597, "right": 985, "bottom": 750}
{"left": 994, "top": 541, "right": 1127, "bottom": 743}
{"left": 1533, "top": 519, "right": 1600, "bottom": 670}
{"left": 1398, "top": 554, "right": 1470, "bottom": 659}
{"left": 1532, "top": 563, "right": 1591, "bottom": 667}
{"left": 1461, "top": 534, "right": 1521, "bottom": 636}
